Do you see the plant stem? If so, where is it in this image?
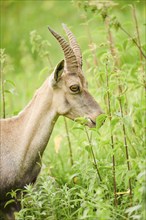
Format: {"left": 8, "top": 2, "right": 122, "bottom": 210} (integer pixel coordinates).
{"left": 132, "top": 4, "right": 145, "bottom": 89}
{"left": 132, "top": 5, "right": 144, "bottom": 63}
{"left": 84, "top": 127, "right": 102, "bottom": 182}
{"left": 64, "top": 118, "right": 74, "bottom": 166}
{"left": 119, "top": 25, "right": 146, "bottom": 59}
{"left": 105, "top": 12, "right": 132, "bottom": 200}
{"left": 105, "top": 62, "right": 118, "bottom": 207}
{"left": 102, "top": 10, "right": 145, "bottom": 59}
{"left": 118, "top": 85, "right": 132, "bottom": 197}
{"left": 105, "top": 16, "right": 119, "bottom": 67}
{"left": 104, "top": 15, "right": 117, "bottom": 206}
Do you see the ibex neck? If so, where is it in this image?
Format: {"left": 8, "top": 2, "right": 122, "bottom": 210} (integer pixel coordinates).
{"left": 20, "top": 78, "right": 58, "bottom": 169}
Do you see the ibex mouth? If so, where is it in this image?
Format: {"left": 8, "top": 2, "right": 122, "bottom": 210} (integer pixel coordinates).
{"left": 87, "top": 118, "right": 96, "bottom": 128}
{"left": 73, "top": 117, "right": 96, "bottom": 128}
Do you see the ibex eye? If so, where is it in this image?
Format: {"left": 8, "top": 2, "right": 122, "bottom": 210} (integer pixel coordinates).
{"left": 70, "top": 85, "right": 80, "bottom": 93}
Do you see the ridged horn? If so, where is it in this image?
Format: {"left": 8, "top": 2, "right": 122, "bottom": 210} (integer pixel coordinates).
{"left": 48, "top": 27, "right": 78, "bottom": 72}
{"left": 62, "top": 23, "right": 82, "bottom": 68}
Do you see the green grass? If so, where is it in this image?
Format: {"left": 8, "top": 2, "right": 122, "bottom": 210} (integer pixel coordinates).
{"left": 1, "top": 0, "right": 146, "bottom": 219}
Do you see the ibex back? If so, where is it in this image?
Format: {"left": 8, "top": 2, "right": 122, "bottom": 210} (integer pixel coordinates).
{"left": 0, "top": 24, "right": 102, "bottom": 219}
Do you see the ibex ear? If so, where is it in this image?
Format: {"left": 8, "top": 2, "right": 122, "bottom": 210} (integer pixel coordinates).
{"left": 53, "top": 60, "right": 64, "bottom": 83}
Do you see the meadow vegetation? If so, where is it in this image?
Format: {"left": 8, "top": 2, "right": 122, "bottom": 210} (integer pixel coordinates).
{"left": 0, "top": 0, "right": 146, "bottom": 219}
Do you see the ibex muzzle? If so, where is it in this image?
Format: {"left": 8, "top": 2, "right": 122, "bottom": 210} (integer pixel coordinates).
{"left": 0, "top": 24, "right": 102, "bottom": 219}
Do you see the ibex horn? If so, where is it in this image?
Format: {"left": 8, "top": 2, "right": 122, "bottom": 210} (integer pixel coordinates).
{"left": 48, "top": 27, "right": 78, "bottom": 72}
{"left": 62, "top": 23, "right": 82, "bottom": 68}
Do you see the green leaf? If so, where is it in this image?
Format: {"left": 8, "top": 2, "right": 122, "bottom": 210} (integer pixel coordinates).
{"left": 125, "top": 205, "right": 142, "bottom": 216}
{"left": 117, "top": 95, "right": 125, "bottom": 106}
{"left": 4, "top": 88, "right": 16, "bottom": 95}
{"left": 4, "top": 89, "right": 12, "bottom": 94}
{"left": 85, "top": 145, "right": 92, "bottom": 154}
{"left": 5, "top": 79, "right": 16, "bottom": 87}
{"left": 96, "top": 114, "right": 107, "bottom": 129}
{"left": 110, "top": 117, "right": 120, "bottom": 132}
{"left": 4, "top": 199, "right": 15, "bottom": 208}
{"left": 123, "top": 39, "right": 129, "bottom": 50}
{"left": 75, "top": 117, "right": 88, "bottom": 125}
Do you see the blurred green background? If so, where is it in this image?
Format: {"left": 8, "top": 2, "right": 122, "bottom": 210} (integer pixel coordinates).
{"left": 0, "top": 1, "right": 146, "bottom": 219}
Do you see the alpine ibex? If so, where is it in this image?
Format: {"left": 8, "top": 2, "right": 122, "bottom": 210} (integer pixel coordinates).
{"left": 0, "top": 24, "right": 103, "bottom": 219}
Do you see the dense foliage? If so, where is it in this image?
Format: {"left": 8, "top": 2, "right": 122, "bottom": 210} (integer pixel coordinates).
{"left": 1, "top": 0, "right": 146, "bottom": 219}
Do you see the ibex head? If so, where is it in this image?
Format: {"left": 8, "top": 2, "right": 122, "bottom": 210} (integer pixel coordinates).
{"left": 48, "top": 24, "right": 103, "bottom": 127}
